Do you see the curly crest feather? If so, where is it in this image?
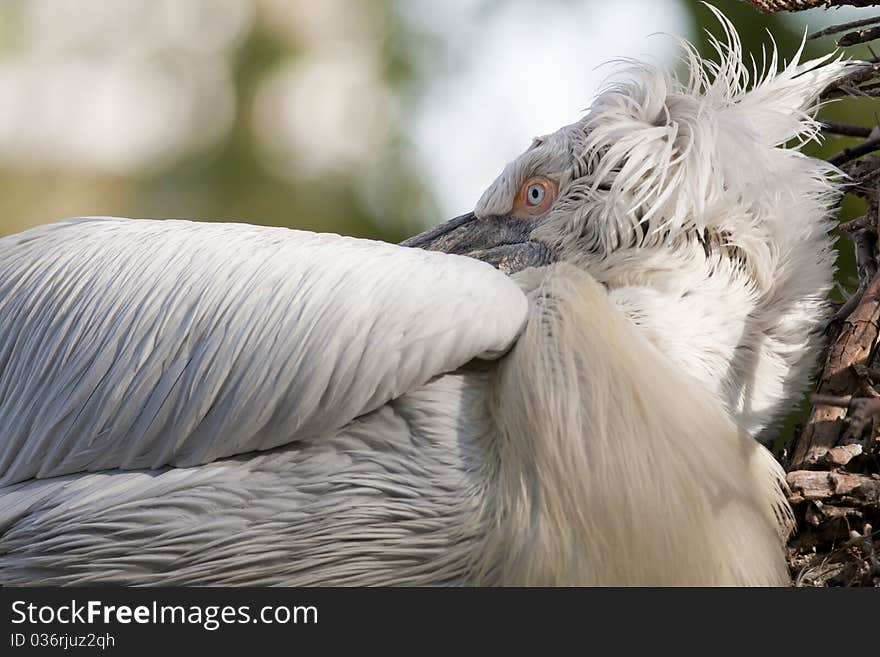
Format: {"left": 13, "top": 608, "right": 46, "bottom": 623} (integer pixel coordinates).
{"left": 566, "top": 7, "right": 858, "bottom": 268}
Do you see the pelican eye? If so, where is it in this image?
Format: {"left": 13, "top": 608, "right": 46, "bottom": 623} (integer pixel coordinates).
{"left": 513, "top": 176, "right": 558, "bottom": 217}
{"left": 526, "top": 183, "right": 545, "bottom": 206}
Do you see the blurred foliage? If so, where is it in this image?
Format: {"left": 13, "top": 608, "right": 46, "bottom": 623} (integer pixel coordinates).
{"left": 133, "top": 29, "right": 407, "bottom": 243}
{"left": 0, "top": 0, "right": 870, "bottom": 250}
{"left": 0, "top": 0, "right": 435, "bottom": 243}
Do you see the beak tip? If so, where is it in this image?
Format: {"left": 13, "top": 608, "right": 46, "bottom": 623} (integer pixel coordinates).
{"left": 398, "top": 212, "right": 478, "bottom": 252}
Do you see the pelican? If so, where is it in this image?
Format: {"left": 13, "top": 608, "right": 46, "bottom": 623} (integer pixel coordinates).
{"left": 0, "top": 16, "right": 857, "bottom": 585}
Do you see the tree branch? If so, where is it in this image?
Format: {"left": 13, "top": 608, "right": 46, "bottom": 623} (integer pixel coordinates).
{"left": 745, "top": 1, "right": 880, "bottom": 12}
{"left": 809, "top": 16, "right": 880, "bottom": 40}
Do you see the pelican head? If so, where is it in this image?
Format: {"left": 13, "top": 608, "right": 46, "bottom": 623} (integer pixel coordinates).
{"left": 404, "top": 14, "right": 857, "bottom": 442}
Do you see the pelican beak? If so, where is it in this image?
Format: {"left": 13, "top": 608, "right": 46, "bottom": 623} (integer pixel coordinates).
{"left": 400, "top": 212, "right": 556, "bottom": 275}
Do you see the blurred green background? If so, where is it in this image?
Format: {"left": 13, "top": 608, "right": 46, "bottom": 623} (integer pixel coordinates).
{"left": 0, "top": 0, "right": 875, "bottom": 245}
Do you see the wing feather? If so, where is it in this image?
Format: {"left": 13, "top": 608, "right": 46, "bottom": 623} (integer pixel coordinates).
{"left": 0, "top": 217, "right": 527, "bottom": 485}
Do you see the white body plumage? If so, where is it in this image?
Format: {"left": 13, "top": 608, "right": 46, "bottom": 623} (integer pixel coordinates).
{"left": 0, "top": 218, "right": 790, "bottom": 585}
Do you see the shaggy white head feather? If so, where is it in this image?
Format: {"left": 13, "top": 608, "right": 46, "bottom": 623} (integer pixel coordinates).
{"left": 476, "top": 8, "right": 858, "bottom": 440}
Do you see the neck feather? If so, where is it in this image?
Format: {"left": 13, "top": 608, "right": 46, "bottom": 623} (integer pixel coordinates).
{"left": 480, "top": 263, "right": 789, "bottom": 586}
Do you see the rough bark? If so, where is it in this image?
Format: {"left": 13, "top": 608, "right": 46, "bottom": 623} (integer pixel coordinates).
{"left": 790, "top": 272, "right": 880, "bottom": 469}
{"left": 745, "top": 0, "right": 880, "bottom": 11}
{"left": 784, "top": 270, "right": 880, "bottom": 585}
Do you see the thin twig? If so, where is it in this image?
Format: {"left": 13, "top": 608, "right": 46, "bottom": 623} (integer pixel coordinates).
{"left": 840, "top": 215, "right": 874, "bottom": 233}
{"left": 837, "top": 63, "right": 880, "bottom": 88}
{"left": 813, "top": 391, "right": 880, "bottom": 439}
{"left": 853, "top": 82, "right": 880, "bottom": 94}
{"left": 747, "top": 0, "right": 880, "bottom": 11}
{"left": 829, "top": 135, "right": 880, "bottom": 166}
{"left": 821, "top": 121, "right": 873, "bottom": 138}
{"left": 873, "top": 195, "right": 880, "bottom": 243}
{"left": 829, "top": 287, "right": 866, "bottom": 324}
{"left": 860, "top": 379, "right": 880, "bottom": 398}
{"left": 841, "top": 156, "right": 880, "bottom": 191}
{"left": 853, "top": 228, "right": 879, "bottom": 285}
{"left": 824, "top": 86, "right": 880, "bottom": 100}
{"left": 812, "top": 394, "right": 854, "bottom": 408}
{"left": 839, "top": 26, "right": 880, "bottom": 48}
{"left": 822, "top": 63, "right": 880, "bottom": 98}
{"left": 748, "top": 0, "right": 877, "bottom": 14}
{"left": 827, "top": 223, "right": 878, "bottom": 330}
{"left": 809, "top": 16, "right": 880, "bottom": 41}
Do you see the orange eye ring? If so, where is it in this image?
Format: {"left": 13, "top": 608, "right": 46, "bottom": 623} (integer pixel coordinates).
{"left": 512, "top": 176, "right": 558, "bottom": 217}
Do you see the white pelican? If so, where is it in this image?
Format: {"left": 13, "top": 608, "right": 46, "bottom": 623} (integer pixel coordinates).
{"left": 0, "top": 15, "right": 858, "bottom": 585}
